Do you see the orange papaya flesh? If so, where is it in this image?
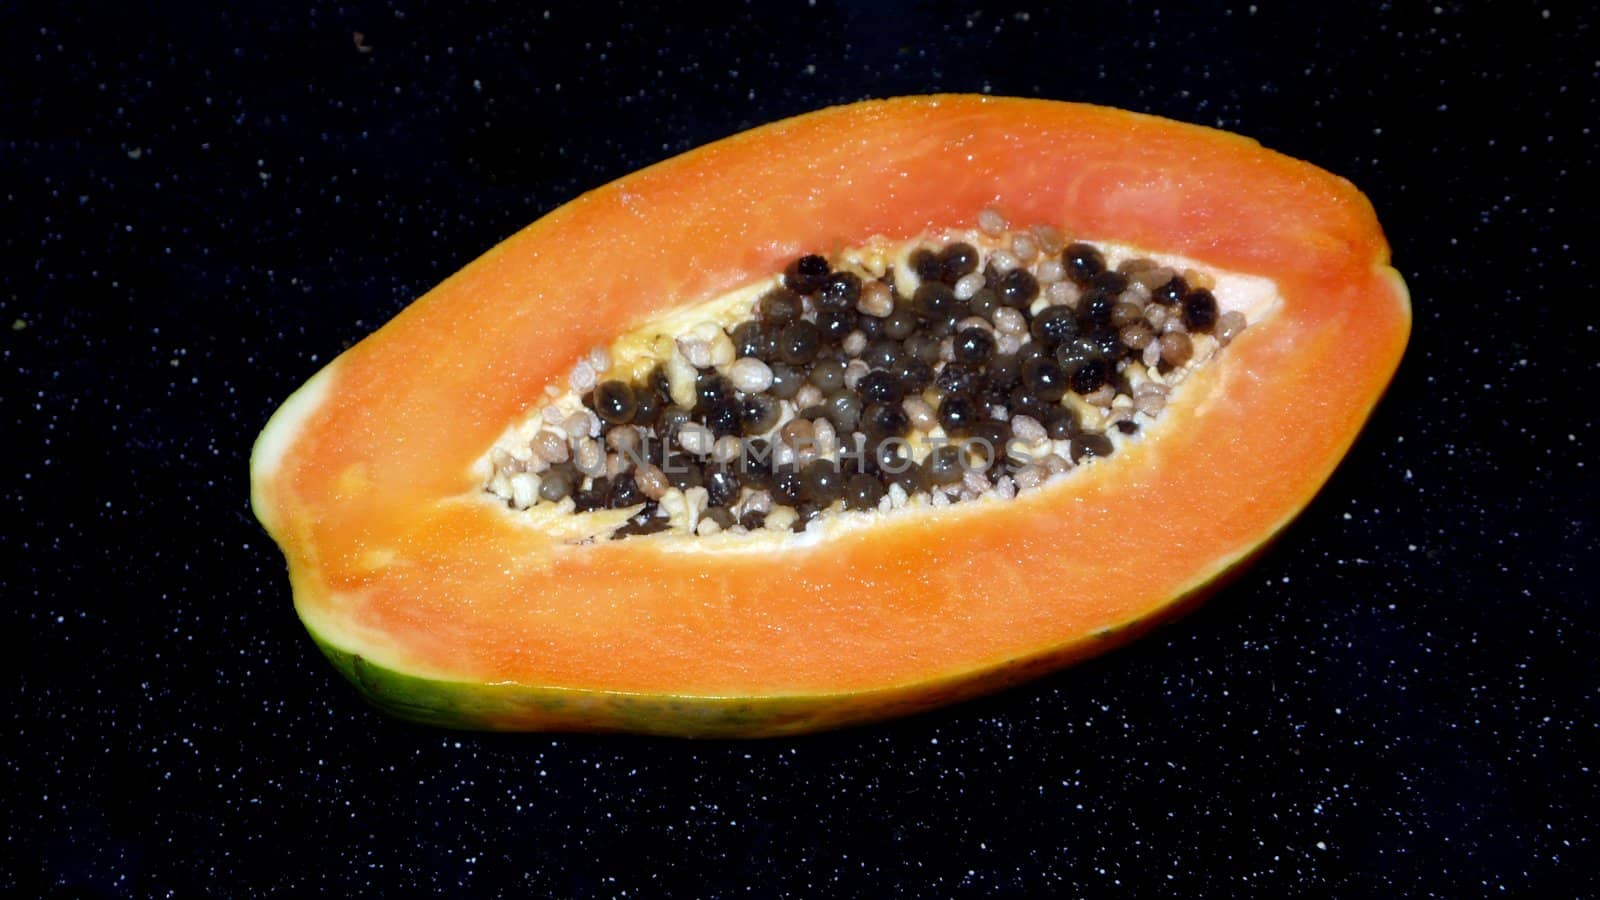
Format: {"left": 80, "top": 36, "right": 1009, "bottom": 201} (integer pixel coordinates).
{"left": 250, "top": 96, "right": 1410, "bottom": 736}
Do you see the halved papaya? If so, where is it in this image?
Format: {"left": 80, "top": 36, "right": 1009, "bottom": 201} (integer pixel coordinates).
{"left": 250, "top": 95, "right": 1409, "bottom": 736}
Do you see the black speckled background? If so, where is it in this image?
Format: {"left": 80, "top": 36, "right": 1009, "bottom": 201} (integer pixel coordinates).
{"left": 5, "top": 1, "right": 1595, "bottom": 895}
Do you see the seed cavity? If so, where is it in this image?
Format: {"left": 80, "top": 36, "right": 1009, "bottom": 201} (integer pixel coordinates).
{"left": 483, "top": 210, "right": 1269, "bottom": 541}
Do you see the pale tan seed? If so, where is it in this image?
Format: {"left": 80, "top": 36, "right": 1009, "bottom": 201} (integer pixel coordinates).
{"left": 587, "top": 345, "right": 611, "bottom": 373}
{"left": 992, "top": 475, "right": 1016, "bottom": 500}
{"left": 1013, "top": 463, "right": 1047, "bottom": 492}
{"left": 606, "top": 426, "right": 640, "bottom": 456}
{"left": 996, "top": 332, "right": 1024, "bottom": 356}
{"left": 1162, "top": 315, "right": 1188, "bottom": 335}
{"left": 514, "top": 473, "right": 544, "bottom": 509}
{"left": 989, "top": 249, "right": 1020, "bottom": 274}
{"left": 533, "top": 429, "right": 570, "bottom": 463}
{"left": 903, "top": 397, "right": 937, "bottom": 432}
{"left": 1043, "top": 453, "right": 1072, "bottom": 475}
{"left": 953, "top": 272, "right": 986, "bottom": 300}
{"left": 1011, "top": 233, "right": 1039, "bottom": 264}
{"left": 1085, "top": 384, "right": 1116, "bottom": 408}
{"left": 992, "top": 307, "right": 1028, "bottom": 335}
{"left": 1144, "top": 304, "right": 1169, "bottom": 329}
{"left": 962, "top": 469, "right": 990, "bottom": 496}
{"left": 780, "top": 418, "right": 814, "bottom": 449}
{"left": 676, "top": 336, "right": 712, "bottom": 369}
{"left": 696, "top": 518, "right": 723, "bottom": 536}
{"left": 1183, "top": 267, "right": 1216, "bottom": 291}
{"left": 956, "top": 315, "right": 994, "bottom": 334}
{"left": 568, "top": 359, "right": 597, "bottom": 393}
{"left": 1046, "top": 281, "right": 1078, "bottom": 307}
{"left": 842, "top": 330, "right": 868, "bottom": 357}
{"left": 843, "top": 360, "right": 871, "bottom": 389}
{"left": 1011, "top": 415, "right": 1047, "bottom": 447}
{"left": 1132, "top": 380, "right": 1169, "bottom": 400}
{"left": 1135, "top": 393, "right": 1166, "bottom": 417}
{"left": 712, "top": 435, "right": 742, "bottom": 463}
{"left": 574, "top": 437, "right": 606, "bottom": 476}
{"left": 1217, "top": 310, "right": 1248, "bottom": 345}
{"left": 728, "top": 357, "right": 774, "bottom": 393}
{"left": 978, "top": 207, "right": 1007, "bottom": 235}
{"left": 794, "top": 384, "right": 824, "bottom": 409}
{"left": 1034, "top": 258, "right": 1065, "bottom": 284}
{"left": 1160, "top": 331, "right": 1194, "bottom": 367}
{"left": 605, "top": 452, "right": 628, "bottom": 480}
{"left": 562, "top": 412, "right": 592, "bottom": 441}
{"left": 678, "top": 424, "right": 713, "bottom": 457}
{"left": 1120, "top": 322, "right": 1155, "bottom": 350}
{"left": 635, "top": 465, "right": 668, "bottom": 501}
{"left": 857, "top": 281, "right": 894, "bottom": 317}
{"left": 1031, "top": 224, "right": 1066, "bottom": 255}
{"left": 1132, "top": 265, "right": 1175, "bottom": 290}
{"left": 1142, "top": 339, "right": 1163, "bottom": 369}
{"left": 814, "top": 418, "right": 839, "bottom": 456}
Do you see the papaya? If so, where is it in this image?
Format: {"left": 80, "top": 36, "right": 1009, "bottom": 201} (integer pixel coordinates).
{"left": 250, "top": 95, "right": 1409, "bottom": 737}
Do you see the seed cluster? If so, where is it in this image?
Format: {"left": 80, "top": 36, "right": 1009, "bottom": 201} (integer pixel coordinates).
{"left": 486, "top": 214, "right": 1247, "bottom": 538}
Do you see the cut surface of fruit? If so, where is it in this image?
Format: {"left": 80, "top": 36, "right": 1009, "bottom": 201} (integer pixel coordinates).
{"left": 251, "top": 95, "right": 1409, "bottom": 736}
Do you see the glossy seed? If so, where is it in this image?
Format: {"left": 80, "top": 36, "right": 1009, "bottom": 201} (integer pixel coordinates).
{"left": 845, "top": 473, "right": 885, "bottom": 511}
{"left": 593, "top": 381, "right": 636, "bottom": 425}
{"left": 1044, "top": 406, "right": 1078, "bottom": 440}
{"left": 1022, "top": 357, "right": 1069, "bottom": 402}
{"left": 938, "top": 393, "right": 981, "bottom": 436}
{"left": 862, "top": 339, "right": 901, "bottom": 371}
{"left": 805, "top": 358, "right": 842, "bottom": 392}
{"left": 912, "top": 281, "right": 960, "bottom": 320}
{"left": 607, "top": 473, "right": 644, "bottom": 509}
{"left": 1062, "top": 242, "right": 1105, "bottom": 285}
{"left": 909, "top": 248, "right": 943, "bottom": 282}
{"left": 1182, "top": 288, "right": 1219, "bottom": 332}
{"left": 861, "top": 401, "right": 909, "bottom": 439}
{"left": 1030, "top": 308, "right": 1076, "bottom": 350}
{"left": 539, "top": 464, "right": 575, "bottom": 502}
{"left": 1071, "top": 432, "right": 1114, "bottom": 463}
{"left": 934, "top": 362, "right": 981, "bottom": 396}
{"left": 777, "top": 320, "right": 820, "bottom": 366}
{"left": 995, "top": 269, "right": 1040, "bottom": 308}
{"left": 952, "top": 327, "right": 995, "bottom": 365}
{"left": 817, "top": 309, "right": 855, "bottom": 344}
{"left": 825, "top": 390, "right": 864, "bottom": 433}
{"left": 784, "top": 254, "right": 831, "bottom": 294}
{"left": 923, "top": 444, "right": 966, "bottom": 485}
{"left": 1068, "top": 358, "right": 1110, "bottom": 395}
{"left": 883, "top": 305, "right": 919, "bottom": 340}
{"left": 1151, "top": 274, "right": 1188, "bottom": 306}
{"left": 705, "top": 466, "right": 742, "bottom": 508}
{"left": 857, "top": 369, "right": 904, "bottom": 405}
{"left": 894, "top": 356, "right": 934, "bottom": 393}
{"left": 818, "top": 271, "right": 862, "bottom": 311}
{"left": 1076, "top": 289, "right": 1114, "bottom": 326}
{"left": 938, "top": 242, "right": 980, "bottom": 283}
{"left": 768, "top": 363, "right": 805, "bottom": 399}
{"left": 759, "top": 287, "right": 803, "bottom": 325}
{"left": 802, "top": 459, "right": 845, "bottom": 505}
